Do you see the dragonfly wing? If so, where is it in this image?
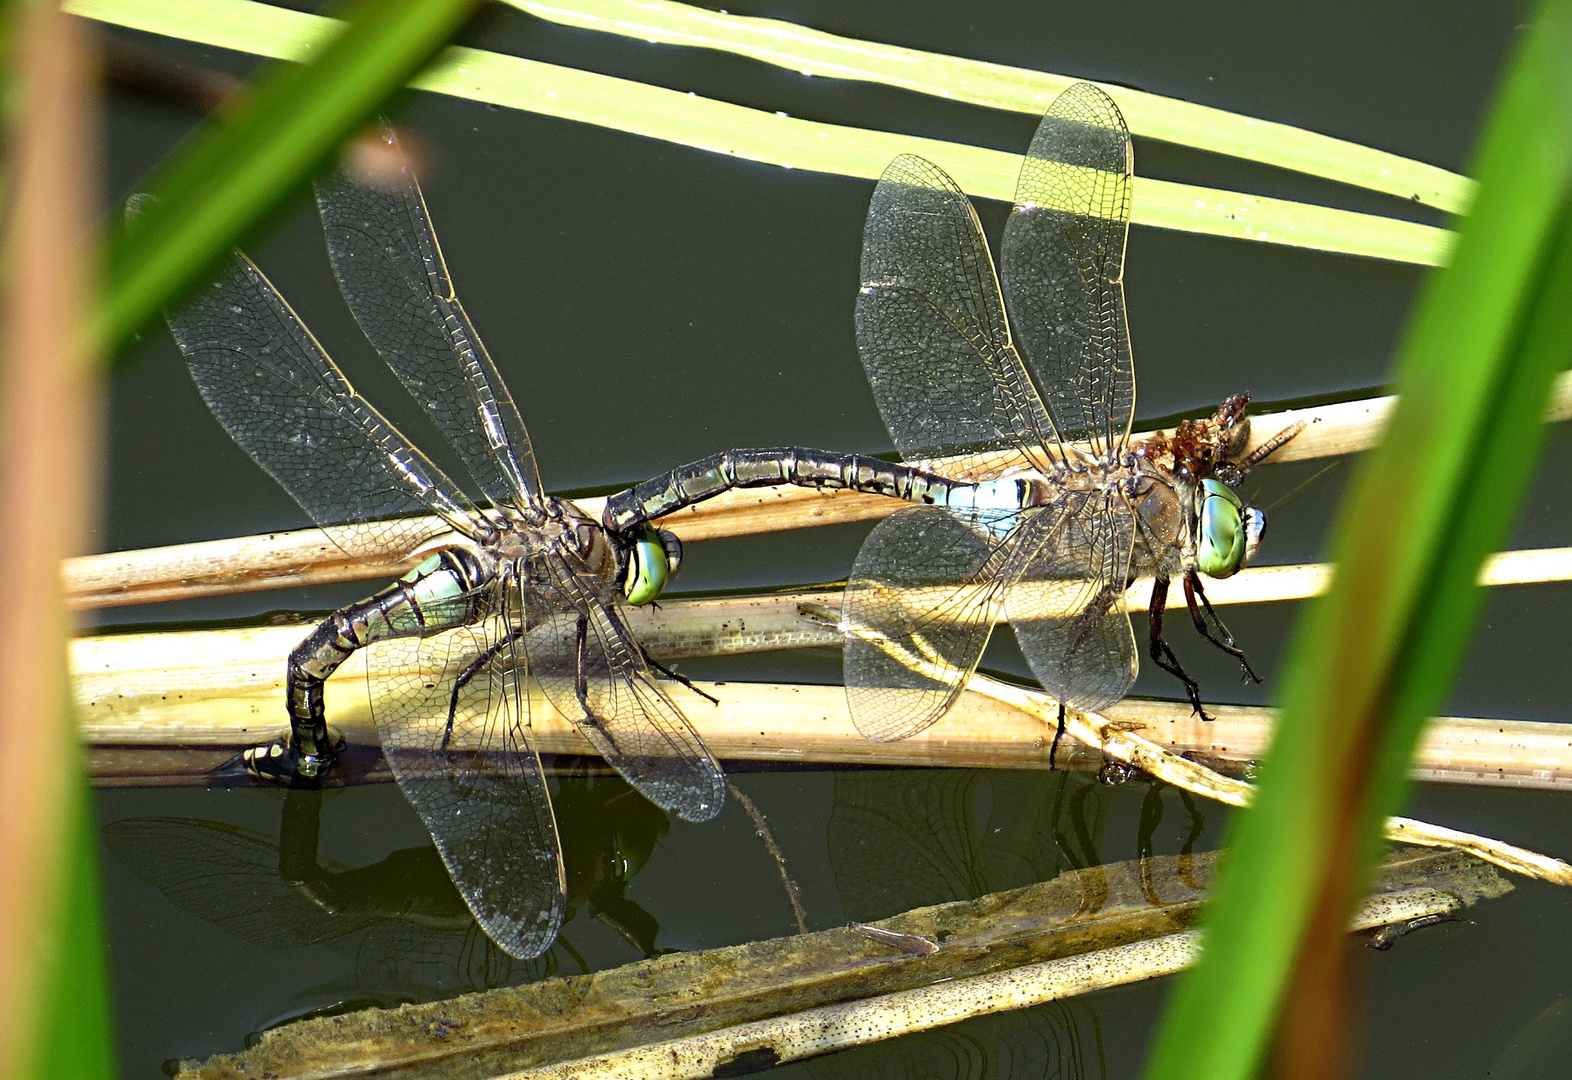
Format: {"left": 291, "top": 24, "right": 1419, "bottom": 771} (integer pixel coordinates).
{"left": 166, "top": 248, "right": 485, "bottom": 563}
{"left": 1001, "top": 82, "right": 1135, "bottom": 462}
{"left": 368, "top": 604, "right": 567, "bottom": 961}
{"left": 844, "top": 504, "right": 1021, "bottom": 742}
{"left": 317, "top": 132, "right": 542, "bottom": 509}
{"left": 857, "top": 154, "right": 1061, "bottom": 479}
{"left": 1002, "top": 494, "right": 1137, "bottom": 713}
{"left": 524, "top": 550, "right": 726, "bottom": 823}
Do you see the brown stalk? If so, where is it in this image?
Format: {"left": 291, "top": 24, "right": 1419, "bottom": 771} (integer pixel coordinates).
{"left": 0, "top": 5, "right": 103, "bottom": 1076}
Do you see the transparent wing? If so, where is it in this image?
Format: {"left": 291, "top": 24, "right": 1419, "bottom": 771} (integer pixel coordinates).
{"left": 1001, "top": 82, "right": 1135, "bottom": 462}
{"left": 843, "top": 504, "right": 1024, "bottom": 742}
{"left": 166, "top": 249, "right": 485, "bottom": 563}
{"left": 316, "top": 136, "right": 541, "bottom": 509}
{"left": 856, "top": 154, "right": 1062, "bottom": 480}
{"left": 524, "top": 549, "right": 726, "bottom": 824}
{"left": 369, "top": 601, "right": 567, "bottom": 961}
{"left": 1002, "top": 492, "right": 1138, "bottom": 713}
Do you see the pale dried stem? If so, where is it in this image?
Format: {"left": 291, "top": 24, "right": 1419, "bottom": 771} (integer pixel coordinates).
{"left": 175, "top": 842, "right": 1503, "bottom": 1080}
{"left": 74, "top": 600, "right": 1572, "bottom": 885}
{"left": 971, "top": 676, "right": 1572, "bottom": 885}
{"left": 838, "top": 616, "right": 1572, "bottom": 886}
{"left": 75, "top": 591, "right": 1572, "bottom": 789}
{"left": 63, "top": 372, "right": 1572, "bottom": 610}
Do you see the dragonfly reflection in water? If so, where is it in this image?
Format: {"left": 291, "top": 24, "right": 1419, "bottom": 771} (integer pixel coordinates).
{"left": 103, "top": 768, "right": 669, "bottom": 1001}
{"left": 839, "top": 82, "right": 1299, "bottom": 755}
{"left": 159, "top": 133, "right": 734, "bottom": 960}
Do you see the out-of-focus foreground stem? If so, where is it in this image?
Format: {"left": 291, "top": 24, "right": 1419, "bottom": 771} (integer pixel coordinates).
{"left": 0, "top": 4, "right": 110, "bottom": 1077}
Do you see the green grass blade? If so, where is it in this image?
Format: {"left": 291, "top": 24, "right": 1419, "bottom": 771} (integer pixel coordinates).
{"left": 95, "top": 0, "right": 483, "bottom": 361}
{"left": 69, "top": 0, "right": 1453, "bottom": 267}
{"left": 35, "top": 760, "right": 117, "bottom": 1080}
{"left": 1144, "top": 2, "right": 1572, "bottom": 1078}
{"left": 511, "top": 0, "right": 1472, "bottom": 213}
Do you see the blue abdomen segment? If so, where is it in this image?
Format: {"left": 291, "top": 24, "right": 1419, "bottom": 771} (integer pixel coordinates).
{"left": 938, "top": 478, "right": 1034, "bottom": 542}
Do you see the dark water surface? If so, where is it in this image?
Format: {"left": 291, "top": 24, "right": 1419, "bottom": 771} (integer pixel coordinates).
{"left": 97, "top": 1, "right": 1572, "bottom": 1076}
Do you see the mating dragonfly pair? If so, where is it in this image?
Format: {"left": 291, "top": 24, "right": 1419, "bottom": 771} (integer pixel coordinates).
{"left": 163, "top": 83, "right": 1292, "bottom": 960}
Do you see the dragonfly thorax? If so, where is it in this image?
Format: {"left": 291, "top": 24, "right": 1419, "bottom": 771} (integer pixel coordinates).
{"left": 485, "top": 498, "right": 618, "bottom": 581}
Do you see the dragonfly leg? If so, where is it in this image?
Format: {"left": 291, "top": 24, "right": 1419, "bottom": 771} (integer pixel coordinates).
{"left": 443, "top": 625, "right": 528, "bottom": 750}
{"left": 572, "top": 614, "right": 599, "bottom": 730}
{"left": 1048, "top": 701, "right": 1068, "bottom": 769}
{"left": 642, "top": 651, "right": 719, "bottom": 706}
{"left": 1183, "top": 571, "right": 1260, "bottom": 683}
{"left": 1147, "top": 576, "right": 1213, "bottom": 721}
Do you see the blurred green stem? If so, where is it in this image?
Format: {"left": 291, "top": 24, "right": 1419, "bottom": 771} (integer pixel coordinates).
{"left": 97, "top": 0, "right": 481, "bottom": 361}
{"left": 1145, "top": 2, "right": 1572, "bottom": 1078}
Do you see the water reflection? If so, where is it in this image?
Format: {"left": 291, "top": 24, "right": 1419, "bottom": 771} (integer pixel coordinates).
{"left": 829, "top": 769, "right": 1109, "bottom": 922}
{"left": 1136, "top": 782, "right": 1209, "bottom": 903}
{"left": 814, "top": 769, "right": 1219, "bottom": 1079}
{"left": 1487, "top": 998, "right": 1572, "bottom": 1079}
{"left": 779, "top": 1001, "right": 1104, "bottom": 1080}
{"left": 103, "top": 763, "right": 668, "bottom": 1004}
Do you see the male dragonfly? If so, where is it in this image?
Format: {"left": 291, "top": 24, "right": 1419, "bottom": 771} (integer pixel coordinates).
{"left": 608, "top": 85, "right": 1296, "bottom": 757}
{"left": 838, "top": 82, "right": 1298, "bottom": 757}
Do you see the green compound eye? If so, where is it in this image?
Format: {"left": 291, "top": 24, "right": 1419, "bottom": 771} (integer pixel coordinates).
{"left": 622, "top": 525, "right": 674, "bottom": 605}
{"left": 1197, "top": 478, "right": 1247, "bottom": 579}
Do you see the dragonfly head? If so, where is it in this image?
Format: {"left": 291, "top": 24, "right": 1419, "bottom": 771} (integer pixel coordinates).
{"left": 1196, "top": 478, "right": 1265, "bottom": 579}
{"left": 620, "top": 524, "right": 684, "bottom": 606}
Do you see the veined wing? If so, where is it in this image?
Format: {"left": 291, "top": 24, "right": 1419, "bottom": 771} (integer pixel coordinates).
{"left": 166, "top": 249, "right": 485, "bottom": 563}
{"left": 1001, "top": 490, "right": 1138, "bottom": 713}
{"left": 371, "top": 605, "right": 568, "bottom": 961}
{"left": 1001, "top": 82, "right": 1135, "bottom": 463}
{"left": 844, "top": 503, "right": 1025, "bottom": 742}
{"left": 856, "top": 155, "right": 1062, "bottom": 480}
{"left": 316, "top": 130, "right": 542, "bottom": 510}
{"left": 524, "top": 550, "right": 726, "bottom": 823}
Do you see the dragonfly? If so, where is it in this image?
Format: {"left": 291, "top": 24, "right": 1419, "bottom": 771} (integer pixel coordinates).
{"left": 161, "top": 131, "right": 732, "bottom": 960}
{"left": 836, "top": 82, "right": 1298, "bottom": 757}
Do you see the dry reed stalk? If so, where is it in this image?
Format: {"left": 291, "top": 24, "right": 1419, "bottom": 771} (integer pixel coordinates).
{"left": 72, "top": 596, "right": 1572, "bottom": 792}
{"left": 499, "top": 870, "right": 1488, "bottom": 1080}
{"left": 63, "top": 372, "right": 1572, "bottom": 610}
{"left": 172, "top": 848, "right": 1506, "bottom": 1080}
{"left": 966, "top": 676, "right": 1572, "bottom": 885}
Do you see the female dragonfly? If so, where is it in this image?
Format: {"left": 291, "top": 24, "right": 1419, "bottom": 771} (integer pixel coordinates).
{"left": 161, "top": 133, "right": 739, "bottom": 961}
